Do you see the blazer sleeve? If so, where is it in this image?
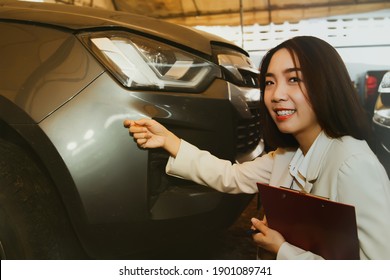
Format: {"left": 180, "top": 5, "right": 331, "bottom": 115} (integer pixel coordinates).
{"left": 277, "top": 242, "right": 324, "bottom": 260}
{"left": 336, "top": 153, "right": 390, "bottom": 260}
{"left": 165, "top": 140, "right": 275, "bottom": 194}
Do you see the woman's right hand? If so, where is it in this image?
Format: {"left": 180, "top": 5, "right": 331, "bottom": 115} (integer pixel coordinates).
{"left": 250, "top": 217, "right": 285, "bottom": 255}
{"left": 123, "top": 118, "right": 181, "bottom": 157}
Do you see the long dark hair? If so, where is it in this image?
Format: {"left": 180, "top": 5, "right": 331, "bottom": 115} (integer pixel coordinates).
{"left": 259, "top": 36, "right": 373, "bottom": 150}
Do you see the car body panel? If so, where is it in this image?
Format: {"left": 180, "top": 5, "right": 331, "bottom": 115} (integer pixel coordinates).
{"left": 0, "top": 21, "right": 104, "bottom": 123}
{"left": 39, "top": 73, "right": 246, "bottom": 223}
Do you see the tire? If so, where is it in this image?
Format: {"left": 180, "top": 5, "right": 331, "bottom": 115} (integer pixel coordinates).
{"left": 0, "top": 139, "right": 86, "bottom": 259}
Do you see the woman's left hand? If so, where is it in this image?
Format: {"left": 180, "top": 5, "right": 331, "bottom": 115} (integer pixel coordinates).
{"left": 250, "top": 217, "right": 285, "bottom": 255}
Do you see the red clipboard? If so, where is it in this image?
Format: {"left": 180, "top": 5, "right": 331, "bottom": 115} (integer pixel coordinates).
{"left": 257, "top": 183, "right": 360, "bottom": 260}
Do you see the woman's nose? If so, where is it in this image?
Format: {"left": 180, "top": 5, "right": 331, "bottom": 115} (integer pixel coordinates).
{"left": 271, "top": 84, "right": 288, "bottom": 102}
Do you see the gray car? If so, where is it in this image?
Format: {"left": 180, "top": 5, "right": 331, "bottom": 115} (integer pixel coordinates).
{"left": 373, "top": 71, "right": 390, "bottom": 177}
{"left": 0, "top": 1, "right": 263, "bottom": 259}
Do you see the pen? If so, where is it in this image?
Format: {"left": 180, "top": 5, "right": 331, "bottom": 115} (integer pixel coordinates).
{"left": 246, "top": 229, "right": 260, "bottom": 235}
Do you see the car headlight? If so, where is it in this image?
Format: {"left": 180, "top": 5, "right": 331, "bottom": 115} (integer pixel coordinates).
{"left": 373, "top": 103, "right": 390, "bottom": 127}
{"left": 78, "top": 31, "right": 220, "bottom": 92}
{"left": 214, "top": 46, "right": 260, "bottom": 88}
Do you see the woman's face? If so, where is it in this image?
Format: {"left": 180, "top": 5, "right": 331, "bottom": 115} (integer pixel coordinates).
{"left": 263, "top": 48, "right": 321, "bottom": 150}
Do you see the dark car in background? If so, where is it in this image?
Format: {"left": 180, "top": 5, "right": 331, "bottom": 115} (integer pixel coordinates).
{"left": 0, "top": 1, "right": 263, "bottom": 259}
{"left": 362, "top": 70, "right": 389, "bottom": 116}
{"left": 355, "top": 69, "right": 390, "bottom": 177}
{"left": 373, "top": 71, "right": 390, "bottom": 177}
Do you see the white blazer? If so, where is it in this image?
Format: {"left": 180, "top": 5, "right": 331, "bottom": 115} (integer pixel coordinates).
{"left": 166, "top": 132, "right": 390, "bottom": 260}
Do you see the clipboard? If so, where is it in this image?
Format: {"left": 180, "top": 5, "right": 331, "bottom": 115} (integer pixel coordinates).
{"left": 257, "top": 183, "right": 360, "bottom": 260}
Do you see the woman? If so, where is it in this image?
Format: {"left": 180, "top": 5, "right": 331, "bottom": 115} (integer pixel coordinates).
{"left": 124, "top": 36, "right": 390, "bottom": 259}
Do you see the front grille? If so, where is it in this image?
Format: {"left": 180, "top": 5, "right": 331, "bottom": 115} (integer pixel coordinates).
{"left": 236, "top": 106, "right": 262, "bottom": 153}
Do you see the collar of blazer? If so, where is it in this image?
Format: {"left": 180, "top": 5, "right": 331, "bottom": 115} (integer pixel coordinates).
{"left": 269, "top": 131, "right": 334, "bottom": 194}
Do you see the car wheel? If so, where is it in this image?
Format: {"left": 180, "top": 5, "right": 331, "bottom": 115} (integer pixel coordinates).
{"left": 0, "top": 139, "right": 85, "bottom": 259}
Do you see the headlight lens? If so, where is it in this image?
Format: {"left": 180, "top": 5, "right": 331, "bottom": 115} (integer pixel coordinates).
{"left": 373, "top": 100, "right": 390, "bottom": 127}
{"left": 215, "top": 47, "right": 260, "bottom": 88}
{"left": 78, "top": 31, "right": 220, "bottom": 92}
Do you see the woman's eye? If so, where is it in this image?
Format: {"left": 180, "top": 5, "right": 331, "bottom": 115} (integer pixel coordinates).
{"left": 289, "top": 77, "right": 301, "bottom": 83}
{"left": 265, "top": 80, "right": 274, "bottom": 86}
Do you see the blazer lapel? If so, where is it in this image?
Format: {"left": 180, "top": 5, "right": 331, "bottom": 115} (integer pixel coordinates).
{"left": 305, "top": 133, "right": 334, "bottom": 193}
{"left": 269, "top": 148, "right": 295, "bottom": 188}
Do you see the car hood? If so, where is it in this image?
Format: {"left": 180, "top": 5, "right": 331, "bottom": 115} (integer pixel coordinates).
{"left": 0, "top": 1, "right": 240, "bottom": 56}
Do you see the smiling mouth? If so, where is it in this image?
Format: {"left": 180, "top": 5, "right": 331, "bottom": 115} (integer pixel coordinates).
{"left": 275, "top": 109, "right": 296, "bottom": 116}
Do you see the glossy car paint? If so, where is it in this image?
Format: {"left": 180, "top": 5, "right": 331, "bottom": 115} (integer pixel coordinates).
{"left": 0, "top": 1, "right": 262, "bottom": 258}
